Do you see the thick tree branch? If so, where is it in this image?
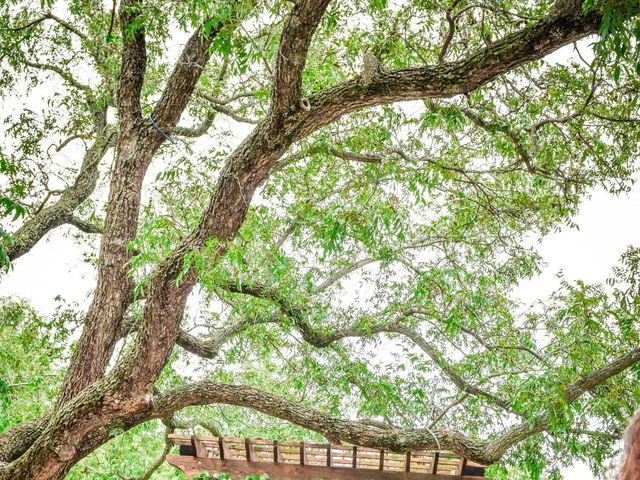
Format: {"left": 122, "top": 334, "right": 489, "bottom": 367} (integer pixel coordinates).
{"left": 270, "top": 0, "right": 331, "bottom": 115}
{"left": 6, "top": 111, "right": 112, "bottom": 261}
{"left": 152, "top": 345, "right": 640, "bottom": 465}
{"left": 152, "top": 17, "right": 232, "bottom": 134}
{"left": 293, "top": 3, "right": 606, "bottom": 140}
{"left": 57, "top": 9, "right": 233, "bottom": 405}
{"left": 117, "top": 0, "right": 147, "bottom": 127}
{"left": 0, "top": 418, "right": 49, "bottom": 464}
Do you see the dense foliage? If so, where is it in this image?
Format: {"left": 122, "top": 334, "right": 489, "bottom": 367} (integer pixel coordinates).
{"left": 1, "top": 0, "right": 640, "bottom": 479}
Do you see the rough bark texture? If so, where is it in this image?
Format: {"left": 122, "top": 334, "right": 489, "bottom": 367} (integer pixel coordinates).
{"left": 57, "top": 4, "right": 223, "bottom": 406}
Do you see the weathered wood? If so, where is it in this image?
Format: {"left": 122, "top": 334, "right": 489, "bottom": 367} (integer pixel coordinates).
{"left": 166, "top": 455, "right": 490, "bottom": 480}
{"left": 191, "top": 435, "right": 206, "bottom": 458}
{"left": 245, "top": 438, "right": 256, "bottom": 462}
{"left": 167, "top": 436, "right": 487, "bottom": 479}
{"left": 219, "top": 437, "right": 227, "bottom": 460}
{"left": 458, "top": 458, "right": 467, "bottom": 475}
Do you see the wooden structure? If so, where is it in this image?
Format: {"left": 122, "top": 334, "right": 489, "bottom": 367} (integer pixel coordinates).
{"left": 167, "top": 435, "right": 489, "bottom": 479}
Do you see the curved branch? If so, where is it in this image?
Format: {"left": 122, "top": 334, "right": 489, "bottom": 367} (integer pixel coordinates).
{"left": 12, "top": 12, "right": 89, "bottom": 42}
{"left": 21, "top": 59, "right": 93, "bottom": 101}
{"left": 152, "top": 17, "right": 232, "bottom": 133}
{"left": 6, "top": 113, "right": 112, "bottom": 261}
{"left": 67, "top": 216, "right": 103, "bottom": 235}
{"left": 152, "top": 345, "right": 640, "bottom": 465}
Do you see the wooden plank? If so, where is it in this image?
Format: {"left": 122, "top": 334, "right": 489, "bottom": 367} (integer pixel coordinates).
{"left": 327, "top": 444, "right": 332, "bottom": 467}
{"left": 379, "top": 450, "right": 384, "bottom": 470}
{"left": 166, "top": 455, "right": 491, "bottom": 480}
{"left": 300, "top": 442, "right": 307, "bottom": 465}
{"left": 405, "top": 452, "right": 411, "bottom": 473}
{"left": 274, "top": 441, "right": 280, "bottom": 464}
{"left": 352, "top": 446, "right": 357, "bottom": 468}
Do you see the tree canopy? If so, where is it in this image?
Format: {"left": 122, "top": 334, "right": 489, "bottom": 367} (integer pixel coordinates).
{"left": 1, "top": 0, "right": 640, "bottom": 479}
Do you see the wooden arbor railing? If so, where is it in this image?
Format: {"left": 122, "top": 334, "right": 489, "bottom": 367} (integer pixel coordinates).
{"left": 167, "top": 435, "right": 489, "bottom": 479}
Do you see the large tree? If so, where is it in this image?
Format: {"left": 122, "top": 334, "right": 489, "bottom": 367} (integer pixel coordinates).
{"left": 1, "top": 0, "right": 640, "bottom": 478}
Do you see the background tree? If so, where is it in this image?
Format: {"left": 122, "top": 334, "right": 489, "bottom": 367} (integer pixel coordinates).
{"left": 0, "top": 0, "right": 640, "bottom": 479}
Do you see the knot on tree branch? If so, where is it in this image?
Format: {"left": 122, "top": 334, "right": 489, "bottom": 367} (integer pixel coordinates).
{"left": 299, "top": 97, "right": 311, "bottom": 111}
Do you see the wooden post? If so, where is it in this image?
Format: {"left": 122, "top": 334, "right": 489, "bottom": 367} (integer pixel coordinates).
{"left": 218, "top": 437, "right": 230, "bottom": 460}
{"left": 458, "top": 458, "right": 468, "bottom": 475}
{"left": 273, "top": 440, "right": 279, "bottom": 464}
{"left": 190, "top": 435, "right": 206, "bottom": 458}
{"left": 245, "top": 438, "right": 256, "bottom": 462}
{"left": 300, "top": 442, "right": 307, "bottom": 465}
{"left": 352, "top": 446, "right": 358, "bottom": 468}
{"left": 327, "top": 444, "right": 332, "bottom": 467}
{"left": 379, "top": 450, "right": 384, "bottom": 470}
{"left": 431, "top": 452, "right": 440, "bottom": 474}
{"left": 405, "top": 451, "right": 411, "bottom": 472}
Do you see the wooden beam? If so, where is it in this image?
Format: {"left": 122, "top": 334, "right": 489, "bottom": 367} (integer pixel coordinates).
{"left": 405, "top": 452, "right": 411, "bottom": 472}
{"left": 274, "top": 440, "right": 280, "bottom": 464}
{"left": 166, "top": 455, "right": 491, "bottom": 480}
